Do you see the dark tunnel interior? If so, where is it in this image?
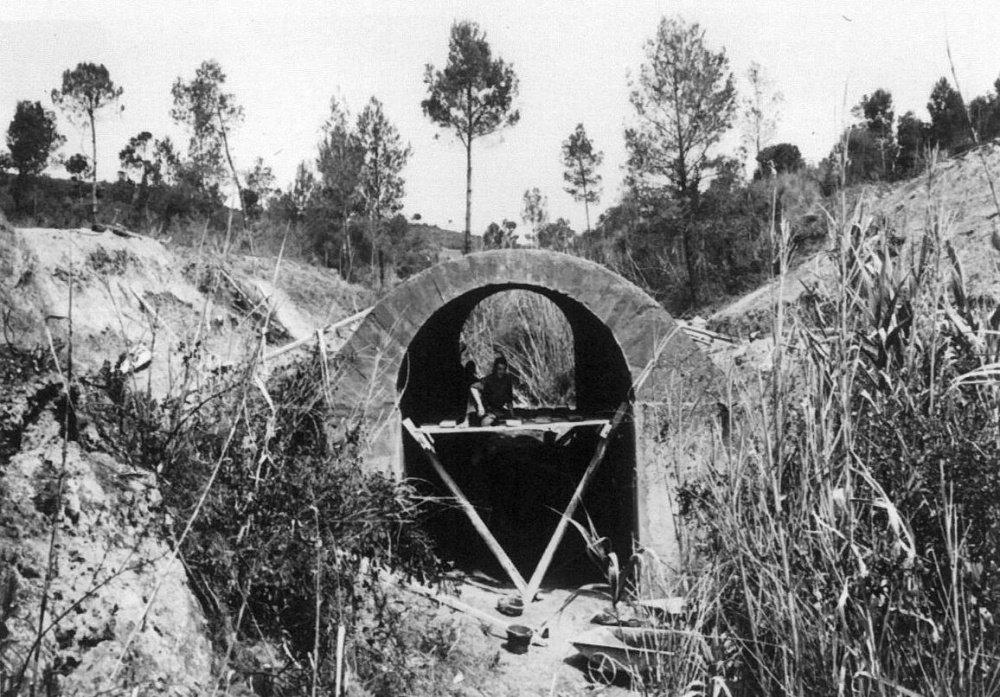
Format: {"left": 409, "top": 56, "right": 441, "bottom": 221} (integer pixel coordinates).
{"left": 397, "top": 285, "right": 637, "bottom": 587}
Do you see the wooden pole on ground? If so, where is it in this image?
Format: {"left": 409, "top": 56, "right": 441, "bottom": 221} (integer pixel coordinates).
{"left": 401, "top": 419, "right": 529, "bottom": 596}
{"left": 395, "top": 581, "right": 548, "bottom": 646}
{"left": 522, "top": 402, "right": 629, "bottom": 604}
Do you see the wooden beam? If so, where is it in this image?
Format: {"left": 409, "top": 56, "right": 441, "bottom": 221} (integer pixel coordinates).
{"left": 401, "top": 419, "right": 529, "bottom": 596}
{"left": 522, "top": 402, "right": 629, "bottom": 604}
{"left": 520, "top": 329, "right": 675, "bottom": 602}
{"left": 418, "top": 418, "right": 609, "bottom": 435}
{"left": 263, "top": 307, "right": 372, "bottom": 362}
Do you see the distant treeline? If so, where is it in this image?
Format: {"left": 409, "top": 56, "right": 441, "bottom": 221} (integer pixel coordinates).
{"left": 2, "top": 20, "right": 997, "bottom": 311}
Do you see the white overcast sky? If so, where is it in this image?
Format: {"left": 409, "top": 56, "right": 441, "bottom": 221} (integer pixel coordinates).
{"left": 2, "top": 0, "right": 999, "bottom": 233}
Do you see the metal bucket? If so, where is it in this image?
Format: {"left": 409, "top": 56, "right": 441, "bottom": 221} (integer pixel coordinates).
{"left": 506, "top": 624, "right": 533, "bottom": 654}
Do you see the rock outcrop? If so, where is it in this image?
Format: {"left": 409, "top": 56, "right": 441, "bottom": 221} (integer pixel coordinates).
{"left": 0, "top": 377, "right": 213, "bottom": 695}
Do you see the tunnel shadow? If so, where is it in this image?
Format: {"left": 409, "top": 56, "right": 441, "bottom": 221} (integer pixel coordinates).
{"left": 398, "top": 285, "right": 638, "bottom": 590}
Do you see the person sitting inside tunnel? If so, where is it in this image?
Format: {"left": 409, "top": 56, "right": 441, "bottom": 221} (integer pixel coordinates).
{"left": 470, "top": 355, "right": 515, "bottom": 426}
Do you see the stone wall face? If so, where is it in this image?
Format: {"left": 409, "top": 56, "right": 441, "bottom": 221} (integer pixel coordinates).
{"left": 332, "top": 249, "right": 724, "bottom": 563}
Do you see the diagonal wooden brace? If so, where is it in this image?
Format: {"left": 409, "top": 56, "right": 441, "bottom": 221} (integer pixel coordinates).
{"left": 402, "top": 418, "right": 529, "bottom": 596}
{"left": 520, "top": 328, "right": 678, "bottom": 601}
{"left": 522, "top": 402, "right": 629, "bottom": 604}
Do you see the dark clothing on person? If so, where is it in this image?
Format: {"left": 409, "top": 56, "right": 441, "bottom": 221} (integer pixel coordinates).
{"left": 474, "top": 373, "right": 514, "bottom": 415}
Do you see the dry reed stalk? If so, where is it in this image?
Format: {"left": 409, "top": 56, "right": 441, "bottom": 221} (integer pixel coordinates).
{"left": 461, "top": 290, "right": 574, "bottom": 406}
{"left": 634, "top": 145, "right": 1000, "bottom": 694}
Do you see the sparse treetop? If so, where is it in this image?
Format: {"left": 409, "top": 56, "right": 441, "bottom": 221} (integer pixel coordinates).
{"left": 51, "top": 62, "right": 123, "bottom": 222}
{"left": 422, "top": 20, "right": 520, "bottom": 253}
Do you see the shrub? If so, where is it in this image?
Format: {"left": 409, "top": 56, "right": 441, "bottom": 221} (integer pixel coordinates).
{"left": 88, "top": 349, "right": 442, "bottom": 694}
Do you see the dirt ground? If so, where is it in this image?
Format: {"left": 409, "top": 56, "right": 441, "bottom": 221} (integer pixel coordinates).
{"left": 423, "top": 574, "right": 637, "bottom": 697}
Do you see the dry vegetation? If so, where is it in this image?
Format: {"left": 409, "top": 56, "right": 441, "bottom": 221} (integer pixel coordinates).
{"left": 579, "top": 169, "right": 1000, "bottom": 696}
{"left": 0, "top": 234, "right": 498, "bottom": 696}
{"left": 461, "top": 290, "right": 575, "bottom": 407}
{"left": 7, "top": 144, "right": 1000, "bottom": 695}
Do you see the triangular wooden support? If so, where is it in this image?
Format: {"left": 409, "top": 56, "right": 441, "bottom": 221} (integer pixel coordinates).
{"left": 402, "top": 326, "right": 674, "bottom": 605}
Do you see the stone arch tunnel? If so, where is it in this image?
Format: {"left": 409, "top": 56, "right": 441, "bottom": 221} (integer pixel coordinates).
{"left": 333, "top": 250, "right": 724, "bottom": 582}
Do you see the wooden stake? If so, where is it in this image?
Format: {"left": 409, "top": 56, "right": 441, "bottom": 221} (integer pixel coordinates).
{"left": 522, "top": 402, "right": 629, "bottom": 604}
{"left": 401, "top": 419, "right": 529, "bottom": 596}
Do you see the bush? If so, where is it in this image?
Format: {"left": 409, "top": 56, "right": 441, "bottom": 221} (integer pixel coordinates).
{"left": 88, "top": 349, "right": 443, "bottom": 694}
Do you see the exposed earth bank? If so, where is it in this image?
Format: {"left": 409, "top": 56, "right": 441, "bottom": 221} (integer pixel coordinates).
{"left": 0, "top": 225, "right": 367, "bottom": 695}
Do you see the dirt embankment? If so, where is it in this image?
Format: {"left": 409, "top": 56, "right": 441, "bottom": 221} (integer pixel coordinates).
{"left": 1, "top": 371, "right": 213, "bottom": 695}
{"left": 0, "top": 226, "right": 371, "bottom": 398}
{"left": 0, "top": 226, "right": 371, "bottom": 694}
{"left": 709, "top": 142, "right": 1000, "bottom": 336}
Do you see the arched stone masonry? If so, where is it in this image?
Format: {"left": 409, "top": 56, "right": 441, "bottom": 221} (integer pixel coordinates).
{"left": 333, "top": 249, "right": 724, "bottom": 570}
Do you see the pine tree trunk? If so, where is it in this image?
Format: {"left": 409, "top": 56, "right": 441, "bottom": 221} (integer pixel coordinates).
{"left": 682, "top": 221, "right": 700, "bottom": 307}
{"left": 370, "top": 213, "right": 379, "bottom": 287}
{"left": 464, "top": 139, "right": 472, "bottom": 255}
{"left": 90, "top": 112, "right": 98, "bottom": 225}
{"left": 217, "top": 104, "right": 249, "bottom": 244}
{"left": 13, "top": 174, "right": 23, "bottom": 213}
{"left": 681, "top": 185, "right": 700, "bottom": 308}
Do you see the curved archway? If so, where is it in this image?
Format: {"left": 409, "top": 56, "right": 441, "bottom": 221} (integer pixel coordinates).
{"left": 333, "top": 249, "right": 723, "bottom": 574}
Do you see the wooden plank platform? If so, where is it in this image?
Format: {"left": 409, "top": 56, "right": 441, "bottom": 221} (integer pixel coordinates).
{"left": 418, "top": 419, "right": 610, "bottom": 435}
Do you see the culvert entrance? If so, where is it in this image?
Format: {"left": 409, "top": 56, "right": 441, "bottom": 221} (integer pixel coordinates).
{"left": 398, "top": 285, "right": 637, "bottom": 589}
{"left": 333, "top": 249, "right": 725, "bottom": 582}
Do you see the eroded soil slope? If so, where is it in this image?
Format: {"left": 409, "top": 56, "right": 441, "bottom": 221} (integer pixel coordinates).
{"left": 0, "top": 226, "right": 369, "bottom": 695}
{"left": 0, "top": 225, "right": 370, "bottom": 397}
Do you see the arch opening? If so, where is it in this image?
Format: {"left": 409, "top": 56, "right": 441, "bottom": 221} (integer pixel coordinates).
{"left": 397, "top": 284, "right": 637, "bottom": 587}
{"left": 460, "top": 290, "right": 575, "bottom": 408}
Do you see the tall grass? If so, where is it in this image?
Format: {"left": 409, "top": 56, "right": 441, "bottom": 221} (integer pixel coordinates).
{"left": 461, "top": 290, "right": 575, "bottom": 406}
{"left": 623, "top": 168, "right": 1000, "bottom": 696}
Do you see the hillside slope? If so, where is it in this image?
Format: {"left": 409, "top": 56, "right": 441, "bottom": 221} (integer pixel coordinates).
{"left": 0, "top": 226, "right": 372, "bottom": 694}
{"left": 0, "top": 226, "right": 371, "bottom": 396}
{"left": 709, "top": 143, "right": 1000, "bottom": 334}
